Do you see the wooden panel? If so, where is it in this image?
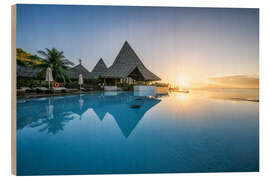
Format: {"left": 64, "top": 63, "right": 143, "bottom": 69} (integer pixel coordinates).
{"left": 11, "top": 4, "right": 17, "bottom": 176}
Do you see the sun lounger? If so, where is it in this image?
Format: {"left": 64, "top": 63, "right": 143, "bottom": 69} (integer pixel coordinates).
{"left": 35, "top": 87, "right": 80, "bottom": 95}
{"left": 17, "top": 89, "right": 26, "bottom": 96}
{"left": 65, "top": 88, "right": 78, "bottom": 93}
{"left": 17, "top": 87, "right": 36, "bottom": 96}
{"left": 52, "top": 87, "right": 67, "bottom": 93}
{"left": 80, "top": 87, "right": 87, "bottom": 91}
{"left": 36, "top": 87, "right": 51, "bottom": 94}
{"left": 21, "top": 87, "right": 35, "bottom": 93}
{"left": 21, "top": 87, "right": 31, "bottom": 91}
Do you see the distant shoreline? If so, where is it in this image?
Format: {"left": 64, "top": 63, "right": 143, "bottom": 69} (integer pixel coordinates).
{"left": 229, "top": 98, "right": 259, "bottom": 102}
{"left": 190, "top": 88, "right": 259, "bottom": 90}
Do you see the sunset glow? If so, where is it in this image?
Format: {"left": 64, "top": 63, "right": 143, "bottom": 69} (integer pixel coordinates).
{"left": 177, "top": 75, "right": 191, "bottom": 88}
{"left": 17, "top": 5, "right": 259, "bottom": 89}
{"left": 15, "top": 5, "right": 259, "bottom": 175}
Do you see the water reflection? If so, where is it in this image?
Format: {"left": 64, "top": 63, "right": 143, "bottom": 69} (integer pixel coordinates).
{"left": 190, "top": 89, "right": 259, "bottom": 102}
{"left": 17, "top": 90, "right": 259, "bottom": 174}
{"left": 17, "top": 92, "right": 161, "bottom": 137}
{"left": 17, "top": 89, "right": 258, "bottom": 136}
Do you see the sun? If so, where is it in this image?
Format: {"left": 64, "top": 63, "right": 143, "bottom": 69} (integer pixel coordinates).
{"left": 177, "top": 76, "right": 190, "bottom": 88}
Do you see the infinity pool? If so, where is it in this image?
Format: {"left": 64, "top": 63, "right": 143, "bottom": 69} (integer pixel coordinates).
{"left": 16, "top": 90, "right": 259, "bottom": 175}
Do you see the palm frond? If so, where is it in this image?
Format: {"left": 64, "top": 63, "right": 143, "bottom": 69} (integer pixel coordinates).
{"left": 36, "top": 48, "right": 73, "bottom": 82}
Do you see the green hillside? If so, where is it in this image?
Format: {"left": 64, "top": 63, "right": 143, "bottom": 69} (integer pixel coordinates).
{"left": 16, "top": 48, "right": 43, "bottom": 66}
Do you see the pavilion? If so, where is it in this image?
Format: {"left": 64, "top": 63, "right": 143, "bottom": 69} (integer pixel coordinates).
{"left": 91, "top": 58, "right": 108, "bottom": 78}
{"left": 65, "top": 59, "right": 94, "bottom": 80}
{"left": 101, "top": 41, "right": 161, "bottom": 86}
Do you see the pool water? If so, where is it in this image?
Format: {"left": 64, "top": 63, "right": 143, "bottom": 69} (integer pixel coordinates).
{"left": 16, "top": 90, "right": 259, "bottom": 175}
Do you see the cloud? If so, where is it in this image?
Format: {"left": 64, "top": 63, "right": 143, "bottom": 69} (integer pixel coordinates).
{"left": 208, "top": 75, "right": 259, "bottom": 88}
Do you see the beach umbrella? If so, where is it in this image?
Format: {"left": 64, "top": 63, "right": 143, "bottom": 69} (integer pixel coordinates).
{"left": 78, "top": 74, "right": 83, "bottom": 91}
{"left": 45, "top": 67, "right": 54, "bottom": 89}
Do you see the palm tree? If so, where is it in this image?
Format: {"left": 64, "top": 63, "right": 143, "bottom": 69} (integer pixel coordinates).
{"left": 36, "top": 48, "right": 74, "bottom": 83}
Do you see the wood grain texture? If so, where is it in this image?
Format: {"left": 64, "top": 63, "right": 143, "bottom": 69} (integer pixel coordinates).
{"left": 11, "top": 4, "right": 17, "bottom": 175}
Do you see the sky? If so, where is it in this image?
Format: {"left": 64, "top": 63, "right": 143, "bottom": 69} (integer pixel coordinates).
{"left": 16, "top": 4, "right": 259, "bottom": 88}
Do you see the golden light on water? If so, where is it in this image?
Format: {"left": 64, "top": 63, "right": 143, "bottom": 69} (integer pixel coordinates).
{"left": 177, "top": 75, "right": 191, "bottom": 88}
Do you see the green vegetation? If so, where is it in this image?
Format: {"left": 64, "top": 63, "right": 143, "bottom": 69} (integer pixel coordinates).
{"left": 17, "top": 77, "right": 40, "bottom": 89}
{"left": 65, "top": 79, "right": 102, "bottom": 91}
{"left": 17, "top": 48, "right": 75, "bottom": 88}
{"left": 16, "top": 48, "right": 43, "bottom": 66}
{"left": 17, "top": 48, "right": 74, "bottom": 83}
{"left": 36, "top": 48, "right": 74, "bottom": 83}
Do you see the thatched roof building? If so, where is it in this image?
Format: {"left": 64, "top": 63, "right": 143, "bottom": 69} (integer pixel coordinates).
{"left": 91, "top": 58, "right": 108, "bottom": 78}
{"left": 66, "top": 59, "right": 95, "bottom": 80}
{"left": 17, "top": 60, "right": 94, "bottom": 80}
{"left": 17, "top": 65, "right": 41, "bottom": 78}
{"left": 101, "top": 41, "right": 161, "bottom": 81}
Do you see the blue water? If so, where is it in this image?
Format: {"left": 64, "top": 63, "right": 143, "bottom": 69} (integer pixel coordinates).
{"left": 16, "top": 90, "right": 259, "bottom": 175}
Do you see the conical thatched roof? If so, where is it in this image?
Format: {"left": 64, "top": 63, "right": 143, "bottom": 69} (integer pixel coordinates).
{"left": 66, "top": 60, "right": 95, "bottom": 80}
{"left": 101, "top": 41, "right": 161, "bottom": 81}
{"left": 91, "top": 58, "right": 108, "bottom": 78}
